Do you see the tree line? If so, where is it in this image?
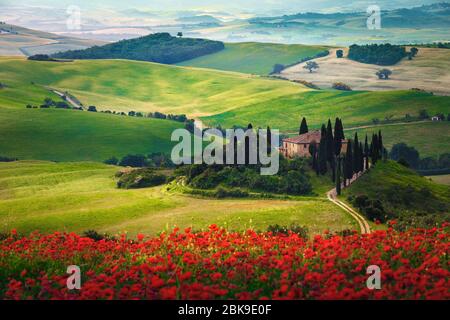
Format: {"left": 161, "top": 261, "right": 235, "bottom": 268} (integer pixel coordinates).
{"left": 348, "top": 44, "right": 407, "bottom": 65}
{"left": 299, "top": 117, "right": 386, "bottom": 194}
{"left": 52, "top": 33, "right": 225, "bottom": 64}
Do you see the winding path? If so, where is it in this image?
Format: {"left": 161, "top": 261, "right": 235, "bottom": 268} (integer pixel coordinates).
{"left": 326, "top": 173, "right": 371, "bottom": 234}
{"left": 50, "top": 89, "right": 83, "bottom": 109}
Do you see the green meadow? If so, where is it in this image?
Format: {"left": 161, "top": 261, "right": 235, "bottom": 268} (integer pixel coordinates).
{"left": 348, "top": 121, "right": 450, "bottom": 158}
{"left": 0, "top": 56, "right": 449, "bottom": 161}
{"left": 0, "top": 161, "right": 355, "bottom": 237}
{"left": 0, "top": 107, "right": 183, "bottom": 162}
{"left": 202, "top": 90, "right": 450, "bottom": 132}
{"left": 177, "top": 42, "right": 329, "bottom": 75}
{"left": 0, "top": 57, "right": 302, "bottom": 116}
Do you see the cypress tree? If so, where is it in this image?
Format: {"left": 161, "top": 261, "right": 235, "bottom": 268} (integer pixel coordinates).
{"left": 326, "top": 119, "right": 335, "bottom": 163}
{"left": 371, "top": 133, "right": 379, "bottom": 164}
{"left": 342, "top": 155, "right": 347, "bottom": 187}
{"left": 359, "top": 142, "right": 364, "bottom": 172}
{"left": 319, "top": 124, "right": 328, "bottom": 175}
{"left": 309, "top": 142, "right": 318, "bottom": 169}
{"left": 336, "top": 156, "right": 342, "bottom": 195}
{"left": 353, "top": 133, "right": 359, "bottom": 174}
{"left": 345, "top": 140, "right": 353, "bottom": 182}
{"left": 299, "top": 117, "right": 308, "bottom": 135}
{"left": 267, "top": 126, "right": 272, "bottom": 154}
{"left": 364, "top": 134, "right": 369, "bottom": 170}
{"left": 334, "top": 118, "right": 343, "bottom": 156}
{"left": 244, "top": 123, "right": 253, "bottom": 165}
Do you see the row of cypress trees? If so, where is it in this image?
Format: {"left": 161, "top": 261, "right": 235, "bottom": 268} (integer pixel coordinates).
{"left": 299, "top": 117, "right": 386, "bottom": 194}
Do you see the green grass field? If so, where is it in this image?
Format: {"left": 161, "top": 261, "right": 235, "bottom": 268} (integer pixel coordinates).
{"left": 347, "top": 121, "right": 450, "bottom": 158}
{"left": 0, "top": 107, "right": 183, "bottom": 162}
{"left": 0, "top": 161, "right": 355, "bottom": 237}
{"left": 1, "top": 57, "right": 449, "bottom": 161}
{"left": 177, "top": 42, "right": 329, "bottom": 75}
{"left": 202, "top": 90, "right": 450, "bottom": 132}
{"left": 0, "top": 57, "right": 302, "bottom": 116}
{"left": 342, "top": 161, "right": 450, "bottom": 220}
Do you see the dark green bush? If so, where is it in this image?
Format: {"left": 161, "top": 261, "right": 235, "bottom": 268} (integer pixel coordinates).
{"left": 82, "top": 230, "right": 114, "bottom": 241}
{"left": 214, "top": 187, "right": 249, "bottom": 199}
{"left": 117, "top": 168, "right": 167, "bottom": 189}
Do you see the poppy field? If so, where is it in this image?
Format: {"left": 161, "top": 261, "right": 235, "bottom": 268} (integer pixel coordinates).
{"left": 0, "top": 223, "right": 448, "bottom": 300}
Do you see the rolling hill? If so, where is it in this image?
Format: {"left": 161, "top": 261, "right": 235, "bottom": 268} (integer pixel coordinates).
{"left": 177, "top": 42, "right": 329, "bottom": 75}
{"left": 0, "top": 23, "right": 104, "bottom": 56}
{"left": 0, "top": 56, "right": 303, "bottom": 116}
{"left": 202, "top": 90, "right": 449, "bottom": 130}
{"left": 0, "top": 107, "right": 183, "bottom": 162}
{"left": 343, "top": 161, "right": 450, "bottom": 228}
{"left": 0, "top": 56, "right": 449, "bottom": 161}
{"left": 281, "top": 47, "right": 450, "bottom": 95}
{"left": 346, "top": 121, "right": 450, "bottom": 158}
{"left": 0, "top": 161, "right": 354, "bottom": 236}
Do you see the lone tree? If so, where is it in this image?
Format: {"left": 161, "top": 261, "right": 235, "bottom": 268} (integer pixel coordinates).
{"left": 177, "top": 32, "right": 183, "bottom": 38}
{"left": 376, "top": 69, "right": 392, "bottom": 80}
{"left": 410, "top": 47, "right": 419, "bottom": 57}
{"left": 336, "top": 49, "right": 344, "bottom": 58}
{"left": 299, "top": 117, "right": 308, "bottom": 135}
{"left": 304, "top": 61, "right": 319, "bottom": 73}
{"left": 272, "top": 64, "right": 285, "bottom": 74}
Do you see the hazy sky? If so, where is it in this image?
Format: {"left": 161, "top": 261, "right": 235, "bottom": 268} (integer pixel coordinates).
{"left": 1, "top": 0, "right": 446, "bottom": 15}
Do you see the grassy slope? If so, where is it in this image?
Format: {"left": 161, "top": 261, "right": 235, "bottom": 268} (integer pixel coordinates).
{"left": 0, "top": 108, "right": 183, "bottom": 162}
{"left": 177, "top": 42, "right": 329, "bottom": 75}
{"left": 347, "top": 121, "right": 450, "bottom": 158}
{"left": 0, "top": 161, "right": 355, "bottom": 237}
{"left": 0, "top": 57, "right": 448, "bottom": 161}
{"left": 202, "top": 90, "right": 450, "bottom": 131}
{"left": 0, "top": 57, "right": 302, "bottom": 116}
{"left": 343, "top": 161, "right": 450, "bottom": 216}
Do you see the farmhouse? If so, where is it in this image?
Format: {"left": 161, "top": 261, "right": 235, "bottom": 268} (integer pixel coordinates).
{"left": 280, "top": 130, "right": 348, "bottom": 158}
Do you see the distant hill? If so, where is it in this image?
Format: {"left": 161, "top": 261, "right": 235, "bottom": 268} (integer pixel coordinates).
{"left": 176, "top": 15, "right": 222, "bottom": 25}
{"left": 0, "top": 23, "right": 104, "bottom": 56}
{"left": 250, "top": 2, "right": 450, "bottom": 29}
{"left": 238, "top": 2, "right": 450, "bottom": 45}
{"left": 178, "top": 42, "right": 329, "bottom": 75}
{"left": 53, "top": 33, "right": 225, "bottom": 64}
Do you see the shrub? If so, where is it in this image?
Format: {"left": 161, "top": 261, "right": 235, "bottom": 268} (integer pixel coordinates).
{"left": 332, "top": 82, "right": 352, "bottom": 91}
{"left": 117, "top": 168, "right": 167, "bottom": 189}
{"left": 104, "top": 157, "right": 119, "bottom": 165}
{"left": 214, "top": 187, "right": 249, "bottom": 199}
{"left": 82, "top": 230, "right": 113, "bottom": 241}
{"left": 28, "top": 54, "right": 55, "bottom": 61}
{"left": 0, "top": 156, "right": 18, "bottom": 162}
{"left": 419, "top": 109, "right": 429, "bottom": 119}
{"left": 336, "top": 49, "right": 344, "bottom": 58}
{"left": 55, "top": 101, "right": 70, "bottom": 109}
{"left": 119, "top": 154, "right": 148, "bottom": 167}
